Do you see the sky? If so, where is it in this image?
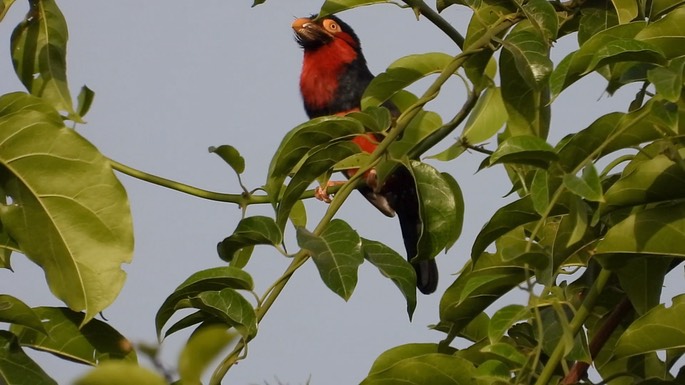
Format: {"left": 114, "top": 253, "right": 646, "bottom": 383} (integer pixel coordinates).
{"left": 0, "top": 1, "right": 657, "bottom": 384}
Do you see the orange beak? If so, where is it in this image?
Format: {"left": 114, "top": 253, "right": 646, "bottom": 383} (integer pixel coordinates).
{"left": 291, "top": 17, "right": 312, "bottom": 32}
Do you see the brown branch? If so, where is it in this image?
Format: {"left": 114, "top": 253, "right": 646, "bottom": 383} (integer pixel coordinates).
{"left": 561, "top": 297, "right": 633, "bottom": 385}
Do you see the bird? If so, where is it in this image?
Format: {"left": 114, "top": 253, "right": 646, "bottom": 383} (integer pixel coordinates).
{"left": 291, "top": 14, "right": 438, "bottom": 294}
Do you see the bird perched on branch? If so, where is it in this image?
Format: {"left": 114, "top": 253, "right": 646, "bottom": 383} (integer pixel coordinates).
{"left": 292, "top": 14, "right": 438, "bottom": 294}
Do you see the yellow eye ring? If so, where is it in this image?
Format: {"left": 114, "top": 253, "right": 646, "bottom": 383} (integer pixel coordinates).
{"left": 322, "top": 19, "right": 339, "bottom": 33}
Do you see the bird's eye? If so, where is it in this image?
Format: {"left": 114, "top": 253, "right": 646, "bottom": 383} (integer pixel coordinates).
{"left": 322, "top": 19, "right": 339, "bottom": 33}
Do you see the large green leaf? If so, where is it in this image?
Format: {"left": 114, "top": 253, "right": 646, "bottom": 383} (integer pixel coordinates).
{"left": 488, "top": 304, "right": 529, "bottom": 344}
{"left": 501, "top": 29, "right": 553, "bottom": 90}
{"left": 615, "top": 294, "right": 685, "bottom": 357}
{"left": 266, "top": 116, "right": 364, "bottom": 202}
{"left": 562, "top": 163, "right": 603, "bottom": 202}
{"left": 596, "top": 202, "right": 685, "bottom": 257}
{"left": 412, "top": 161, "right": 462, "bottom": 261}
{"left": 611, "top": 0, "right": 639, "bottom": 24}
{"left": 0, "top": 294, "right": 45, "bottom": 334}
{"left": 0, "top": 0, "right": 15, "bottom": 23}
{"left": 217, "top": 216, "right": 282, "bottom": 262}
{"left": 578, "top": 5, "right": 619, "bottom": 45}
{"left": 366, "top": 343, "right": 443, "bottom": 375}
{"left": 362, "top": 53, "right": 454, "bottom": 108}
{"left": 362, "top": 238, "right": 417, "bottom": 319}
{"left": 518, "top": 0, "right": 558, "bottom": 43}
{"left": 319, "top": 0, "right": 393, "bottom": 17}
{"left": 489, "top": 135, "right": 557, "bottom": 167}
{"left": 0, "top": 330, "right": 57, "bottom": 385}
{"left": 615, "top": 256, "right": 671, "bottom": 315}
{"left": 73, "top": 361, "right": 166, "bottom": 385}
{"left": 648, "top": 0, "right": 685, "bottom": 19}
{"left": 296, "top": 219, "right": 363, "bottom": 301}
{"left": 10, "top": 0, "right": 80, "bottom": 120}
{"left": 9, "top": 307, "right": 136, "bottom": 365}
{"left": 155, "top": 266, "right": 253, "bottom": 338}
{"left": 635, "top": 6, "right": 685, "bottom": 59}
{"left": 276, "top": 141, "right": 359, "bottom": 229}
{"left": 0, "top": 93, "right": 133, "bottom": 323}
{"left": 361, "top": 352, "right": 476, "bottom": 385}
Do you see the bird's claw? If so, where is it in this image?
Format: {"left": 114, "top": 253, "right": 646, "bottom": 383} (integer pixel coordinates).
{"left": 314, "top": 180, "right": 345, "bottom": 203}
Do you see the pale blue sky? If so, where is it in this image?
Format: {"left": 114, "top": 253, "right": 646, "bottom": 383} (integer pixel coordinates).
{"left": 0, "top": 1, "right": 649, "bottom": 384}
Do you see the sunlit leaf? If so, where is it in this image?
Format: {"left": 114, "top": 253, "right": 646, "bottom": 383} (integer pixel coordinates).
{"left": 10, "top": 307, "right": 136, "bottom": 365}
{"left": 648, "top": 0, "right": 685, "bottom": 19}
{"left": 366, "top": 343, "right": 443, "bottom": 375}
{"left": 611, "top": 0, "right": 639, "bottom": 24}
{"left": 501, "top": 29, "right": 553, "bottom": 89}
{"left": 10, "top": 0, "right": 80, "bottom": 120}
{"left": 0, "top": 93, "right": 133, "bottom": 323}
{"left": 362, "top": 53, "right": 454, "bottom": 108}
{"left": 615, "top": 256, "right": 671, "bottom": 315}
{"left": 217, "top": 216, "right": 282, "bottom": 262}
{"left": 596, "top": 202, "right": 685, "bottom": 257}
{"left": 178, "top": 324, "right": 236, "bottom": 385}
{"left": 461, "top": 86, "right": 507, "bottom": 145}
{"left": 0, "top": 294, "right": 45, "bottom": 334}
{"left": 319, "top": 0, "right": 393, "bottom": 17}
{"left": 0, "top": 330, "right": 57, "bottom": 385}
{"left": 74, "top": 361, "right": 166, "bottom": 385}
{"left": 519, "top": 0, "right": 559, "bottom": 43}
{"left": 616, "top": 294, "right": 685, "bottom": 357}
{"left": 636, "top": 7, "right": 685, "bottom": 59}
{"left": 578, "top": 5, "right": 619, "bottom": 45}
{"left": 297, "top": 220, "right": 363, "bottom": 300}
{"left": 209, "top": 144, "right": 245, "bottom": 175}
{"left": 361, "top": 352, "right": 476, "bottom": 385}
{"left": 530, "top": 169, "right": 549, "bottom": 215}
{"left": 362, "top": 238, "right": 417, "bottom": 319}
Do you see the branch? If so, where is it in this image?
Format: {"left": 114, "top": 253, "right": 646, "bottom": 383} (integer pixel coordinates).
{"left": 561, "top": 297, "right": 633, "bottom": 385}
{"left": 402, "top": 0, "right": 464, "bottom": 48}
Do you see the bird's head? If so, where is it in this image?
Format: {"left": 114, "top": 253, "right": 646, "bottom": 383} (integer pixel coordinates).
{"left": 292, "top": 15, "right": 361, "bottom": 52}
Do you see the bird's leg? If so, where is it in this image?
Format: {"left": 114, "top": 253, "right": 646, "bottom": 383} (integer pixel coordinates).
{"left": 314, "top": 180, "right": 346, "bottom": 203}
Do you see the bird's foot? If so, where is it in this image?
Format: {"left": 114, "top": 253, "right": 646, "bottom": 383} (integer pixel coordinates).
{"left": 314, "top": 180, "right": 346, "bottom": 203}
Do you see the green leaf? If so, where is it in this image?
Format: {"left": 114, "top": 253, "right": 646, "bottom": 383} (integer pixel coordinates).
{"left": 603, "top": 153, "right": 685, "bottom": 211}
{"left": 289, "top": 199, "right": 307, "bottom": 228}
{"left": 366, "top": 343, "right": 443, "bottom": 375}
{"left": 562, "top": 163, "right": 603, "bottom": 202}
{"left": 500, "top": 29, "right": 553, "bottom": 89}
{"left": 0, "top": 330, "right": 57, "bottom": 385}
{"left": 530, "top": 169, "right": 549, "bottom": 215}
{"left": 519, "top": 0, "right": 559, "bottom": 43}
{"left": 276, "top": 141, "right": 359, "bottom": 229}
{"left": 461, "top": 86, "right": 507, "bottom": 145}
{"left": 266, "top": 116, "right": 364, "bottom": 201}
{"left": 9, "top": 307, "right": 136, "bottom": 365}
{"left": 647, "top": 58, "right": 685, "bottom": 103}
{"left": 611, "top": 0, "right": 639, "bottom": 24}
{"left": 347, "top": 106, "right": 392, "bottom": 133}
{"left": 75, "top": 85, "right": 95, "bottom": 119}
{"left": 187, "top": 288, "right": 257, "bottom": 339}
{"left": 319, "top": 0, "right": 393, "bottom": 17}
{"left": 636, "top": 7, "right": 685, "bottom": 59}
{"left": 209, "top": 144, "right": 245, "bottom": 174}
{"left": 296, "top": 220, "right": 363, "bottom": 301}
{"left": 596, "top": 202, "right": 685, "bottom": 257}
{"left": 361, "top": 353, "right": 476, "bottom": 385}
{"left": 488, "top": 304, "right": 529, "bottom": 344}
{"left": 0, "top": 294, "right": 46, "bottom": 334}
{"left": 499, "top": 26, "right": 551, "bottom": 138}
{"left": 412, "top": 161, "right": 462, "bottom": 261}
{"left": 362, "top": 53, "right": 454, "bottom": 108}
{"left": 649, "top": 0, "right": 685, "bottom": 19}
{"left": 362, "top": 238, "right": 417, "bottom": 319}
{"left": 0, "top": 0, "right": 16, "bottom": 23}
{"left": 155, "top": 266, "right": 253, "bottom": 338}
{"left": 217, "top": 216, "right": 282, "bottom": 262}
{"left": 10, "top": 0, "right": 80, "bottom": 120}
{"left": 615, "top": 256, "right": 671, "bottom": 315}
{"left": 578, "top": 5, "right": 619, "bottom": 45}
{"left": 481, "top": 342, "right": 528, "bottom": 366}
{"left": 616, "top": 294, "right": 685, "bottom": 357}
{"left": 471, "top": 196, "right": 541, "bottom": 259}
{"left": 178, "top": 325, "right": 236, "bottom": 385}
{"left": 440, "top": 253, "right": 531, "bottom": 333}
{"left": 489, "top": 135, "right": 557, "bottom": 167}
{"left": 0, "top": 93, "right": 133, "bottom": 324}
{"left": 74, "top": 361, "right": 166, "bottom": 385}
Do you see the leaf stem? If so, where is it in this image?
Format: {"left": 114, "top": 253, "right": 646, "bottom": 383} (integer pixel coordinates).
{"left": 534, "top": 268, "right": 612, "bottom": 385}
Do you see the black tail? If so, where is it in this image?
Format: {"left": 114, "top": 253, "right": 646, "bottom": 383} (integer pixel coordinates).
{"left": 383, "top": 166, "right": 438, "bottom": 294}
